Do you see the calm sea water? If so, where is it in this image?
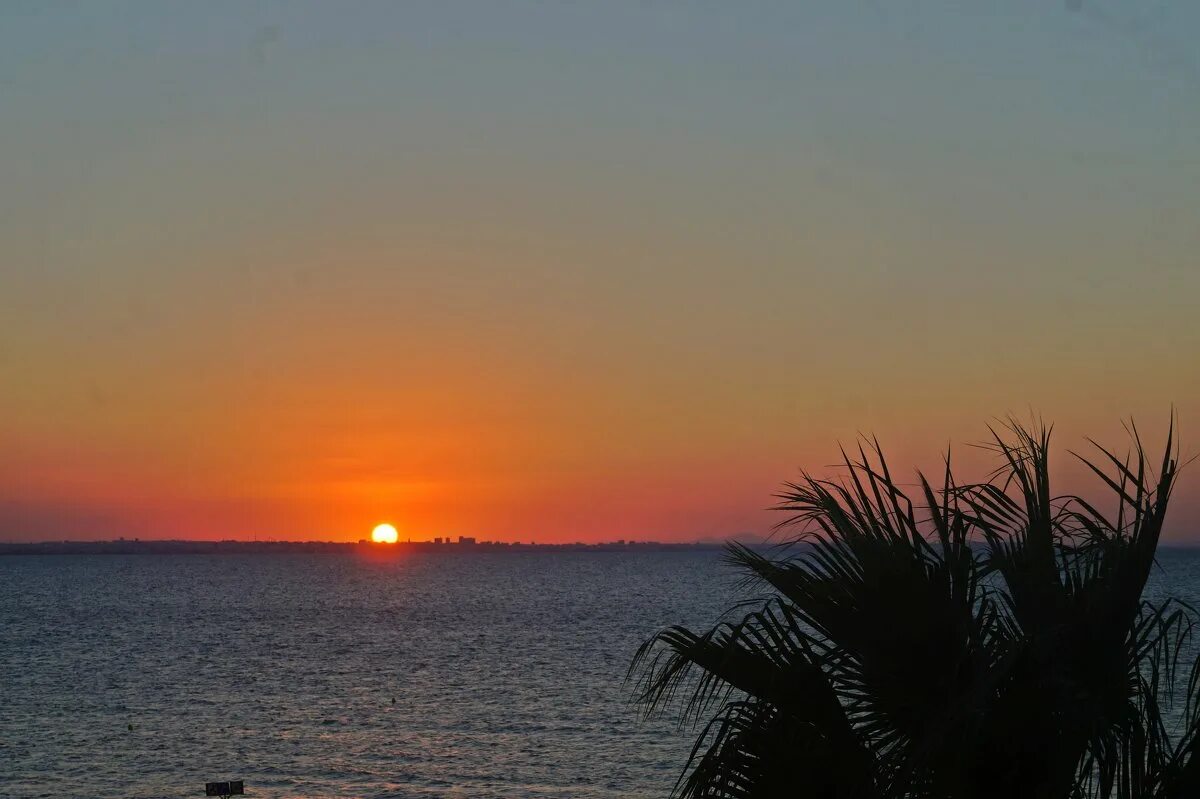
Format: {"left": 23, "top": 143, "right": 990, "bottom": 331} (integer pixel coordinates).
{"left": 0, "top": 550, "right": 736, "bottom": 799}
{"left": 5, "top": 548, "right": 1200, "bottom": 799}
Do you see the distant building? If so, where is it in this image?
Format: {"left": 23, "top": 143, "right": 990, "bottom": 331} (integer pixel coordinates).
{"left": 458, "top": 536, "right": 476, "bottom": 545}
{"left": 433, "top": 537, "right": 443, "bottom": 544}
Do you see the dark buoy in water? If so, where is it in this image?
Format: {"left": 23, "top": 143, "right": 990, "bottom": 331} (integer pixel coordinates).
{"left": 205, "top": 780, "right": 244, "bottom": 798}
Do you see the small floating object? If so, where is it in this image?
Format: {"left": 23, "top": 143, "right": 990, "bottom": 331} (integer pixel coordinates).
{"left": 205, "top": 780, "right": 244, "bottom": 798}
{"left": 127, "top": 724, "right": 134, "bottom": 731}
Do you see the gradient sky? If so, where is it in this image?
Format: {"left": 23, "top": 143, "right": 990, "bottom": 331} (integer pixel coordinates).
{"left": 3, "top": 1, "right": 1198, "bottom": 542}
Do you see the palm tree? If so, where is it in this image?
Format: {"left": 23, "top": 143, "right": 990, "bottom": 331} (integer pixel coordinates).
{"left": 632, "top": 418, "right": 1199, "bottom": 799}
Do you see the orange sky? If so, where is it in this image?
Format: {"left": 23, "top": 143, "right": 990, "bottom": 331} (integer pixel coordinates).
{"left": 2, "top": 4, "right": 1198, "bottom": 542}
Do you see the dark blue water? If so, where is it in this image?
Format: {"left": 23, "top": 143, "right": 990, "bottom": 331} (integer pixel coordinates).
{"left": 0, "top": 551, "right": 735, "bottom": 799}
{"left": 5, "top": 548, "right": 1200, "bottom": 799}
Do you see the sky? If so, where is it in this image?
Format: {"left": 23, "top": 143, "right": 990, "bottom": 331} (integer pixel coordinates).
{"left": 2, "top": 1, "right": 1198, "bottom": 543}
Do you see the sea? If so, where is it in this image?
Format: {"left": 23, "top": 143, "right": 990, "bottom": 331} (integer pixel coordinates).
{"left": 4, "top": 547, "right": 1200, "bottom": 799}
{"left": 0, "top": 549, "right": 737, "bottom": 799}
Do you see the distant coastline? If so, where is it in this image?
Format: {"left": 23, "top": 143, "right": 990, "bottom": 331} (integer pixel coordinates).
{"left": 0, "top": 538, "right": 732, "bottom": 556}
{"left": 3, "top": 539, "right": 1195, "bottom": 556}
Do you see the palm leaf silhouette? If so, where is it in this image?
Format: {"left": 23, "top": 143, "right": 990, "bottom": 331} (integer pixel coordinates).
{"left": 632, "top": 418, "right": 1196, "bottom": 799}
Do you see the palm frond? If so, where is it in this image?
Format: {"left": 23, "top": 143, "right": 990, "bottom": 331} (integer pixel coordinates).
{"left": 633, "top": 416, "right": 1193, "bottom": 799}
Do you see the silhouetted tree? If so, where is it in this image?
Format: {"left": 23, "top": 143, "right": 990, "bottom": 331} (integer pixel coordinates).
{"left": 633, "top": 419, "right": 1200, "bottom": 799}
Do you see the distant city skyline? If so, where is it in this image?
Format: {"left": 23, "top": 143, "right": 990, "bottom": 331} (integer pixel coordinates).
{"left": 3, "top": 2, "right": 1198, "bottom": 542}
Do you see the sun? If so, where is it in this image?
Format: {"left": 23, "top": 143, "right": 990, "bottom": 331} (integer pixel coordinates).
{"left": 371, "top": 523, "right": 399, "bottom": 544}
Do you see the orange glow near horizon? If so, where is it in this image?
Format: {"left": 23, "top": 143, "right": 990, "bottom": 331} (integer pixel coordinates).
{"left": 2, "top": 403, "right": 1198, "bottom": 544}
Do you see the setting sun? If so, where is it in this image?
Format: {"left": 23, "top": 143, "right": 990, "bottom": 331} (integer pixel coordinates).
{"left": 371, "top": 523, "right": 399, "bottom": 544}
